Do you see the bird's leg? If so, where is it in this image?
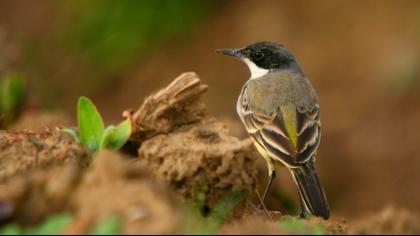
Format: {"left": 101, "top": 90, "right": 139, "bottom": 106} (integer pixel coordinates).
{"left": 262, "top": 169, "right": 276, "bottom": 203}
{"left": 256, "top": 157, "right": 276, "bottom": 214}
{"left": 256, "top": 169, "right": 276, "bottom": 218}
{"left": 298, "top": 192, "right": 308, "bottom": 219}
{"left": 257, "top": 170, "right": 276, "bottom": 211}
{"left": 255, "top": 190, "right": 270, "bottom": 218}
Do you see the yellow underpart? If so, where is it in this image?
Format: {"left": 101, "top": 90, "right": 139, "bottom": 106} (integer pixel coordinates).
{"left": 280, "top": 104, "right": 297, "bottom": 148}
{"left": 254, "top": 141, "right": 272, "bottom": 162}
{"left": 253, "top": 141, "right": 284, "bottom": 173}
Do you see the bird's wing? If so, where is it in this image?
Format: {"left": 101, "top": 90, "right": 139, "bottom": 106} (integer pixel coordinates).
{"left": 241, "top": 103, "right": 321, "bottom": 168}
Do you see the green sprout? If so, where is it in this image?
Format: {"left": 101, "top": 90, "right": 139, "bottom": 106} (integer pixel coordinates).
{"left": 61, "top": 96, "right": 131, "bottom": 153}
{"left": 0, "top": 73, "right": 26, "bottom": 127}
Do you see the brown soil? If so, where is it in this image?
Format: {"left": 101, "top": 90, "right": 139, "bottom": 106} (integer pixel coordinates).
{"left": 139, "top": 118, "right": 258, "bottom": 206}
{"left": 349, "top": 206, "right": 420, "bottom": 235}
{"left": 0, "top": 161, "right": 83, "bottom": 225}
{"left": 0, "top": 73, "right": 259, "bottom": 233}
{"left": 67, "top": 150, "right": 180, "bottom": 234}
{"left": 220, "top": 215, "right": 349, "bottom": 235}
{"left": 0, "top": 72, "right": 419, "bottom": 234}
{"left": 131, "top": 72, "right": 258, "bottom": 207}
{"left": 0, "top": 129, "right": 89, "bottom": 182}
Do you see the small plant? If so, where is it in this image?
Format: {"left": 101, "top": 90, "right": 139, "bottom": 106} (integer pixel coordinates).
{"left": 61, "top": 96, "right": 131, "bottom": 153}
{"left": 181, "top": 189, "right": 248, "bottom": 234}
{"left": 0, "top": 73, "right": 26, "bottom": 127}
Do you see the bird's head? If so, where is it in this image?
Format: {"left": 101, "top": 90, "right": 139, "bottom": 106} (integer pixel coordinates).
{"left": 216, "top": 41, "right": 299, "bottom": 78}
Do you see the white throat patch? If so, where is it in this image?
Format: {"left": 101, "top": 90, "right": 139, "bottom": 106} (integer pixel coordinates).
{"left": 242, "top": 58, "right": 269, "bottom": 79}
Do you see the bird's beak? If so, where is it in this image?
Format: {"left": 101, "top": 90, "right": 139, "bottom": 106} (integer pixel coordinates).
{"left": 215, "top": 48, "right": 242, "bottom": 58}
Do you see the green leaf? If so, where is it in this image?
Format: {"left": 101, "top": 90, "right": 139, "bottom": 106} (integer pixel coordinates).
{"left": 192, "top": 187, "right": 207, "bottom": 214}
{"left": 100, "top": 119, "right": 131, "bottom": 150}
{"left": 0, "top": 74, "right": 25, "bottom": 116}
{"left": 89, "top": 215, "right": 122, "bottom": 235}
{"left": 60, "top": 127, "right": 80, "bottom": 142}
{"left": 179, "top": 187, "right": 207, "bottom": 235}
{"left": 100, "top": 125, "right": 116, "bottom": 150}
{"left": 26, "top": 212, "right": 73, "bottom": 235}
{"left": 181, "top": 189, "right": 247, "bottom": 235}
{"left": 204, "top": 190, "right": 247, "bottom": 233}
{"left": 209, "top": 190, "right": 247, "bottom": 221}
{"left": 77, "top": 96, "right": 105, "bottom": 153}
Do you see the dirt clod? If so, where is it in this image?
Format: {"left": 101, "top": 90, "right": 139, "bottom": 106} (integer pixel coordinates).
{"left": 0, "top": 129, "right": 90, "bottom": 181}
{"left": 139, "top": 118, "right": 259, "bottom": 206}
{"left": 69, "top": 150, "right": 179, "bottom": 234}
{"left": 129, "top": 72, "right": 259, "bottom": 209}
{"left": 0, "top": 163, "right": 83, "bottom": 224}
{"left": 0, "top": 129, "right": 88, "bottom": 225}
{"left": 130, "top": 72, "right": 208, "bottom": 144}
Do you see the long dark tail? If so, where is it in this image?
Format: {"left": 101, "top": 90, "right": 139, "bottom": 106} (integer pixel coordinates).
{"left": 291, "top": 161, "right": 329, "bottom": 219}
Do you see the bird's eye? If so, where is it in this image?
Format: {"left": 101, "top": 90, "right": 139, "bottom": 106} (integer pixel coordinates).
{"left": 253, "top": 51, "right": 264, "bottom": 60}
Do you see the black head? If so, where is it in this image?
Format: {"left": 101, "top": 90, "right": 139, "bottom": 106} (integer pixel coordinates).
{"left": 216, "top": 41, "right": 298, "bottom": 71}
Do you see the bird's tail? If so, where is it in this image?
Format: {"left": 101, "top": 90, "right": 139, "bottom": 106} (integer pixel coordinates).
{"left": 291, "top": 161, "right": 329, "bottom": 219}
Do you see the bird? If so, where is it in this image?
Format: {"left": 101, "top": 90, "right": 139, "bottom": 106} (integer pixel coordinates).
{"left": 216, "top": 41, "right": 329, "bottom": 219}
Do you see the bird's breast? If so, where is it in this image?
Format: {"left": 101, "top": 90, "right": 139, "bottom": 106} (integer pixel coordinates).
{"left": 245, "top": 71, "right": 318, "bottom": 115}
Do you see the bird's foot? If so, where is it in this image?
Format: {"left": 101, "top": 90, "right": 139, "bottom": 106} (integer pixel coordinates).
{"left": 255, "top": 190, "right": 271, "bottom": 219}
{"left": 298, "top": 210, "right": 308, "bottom": 219}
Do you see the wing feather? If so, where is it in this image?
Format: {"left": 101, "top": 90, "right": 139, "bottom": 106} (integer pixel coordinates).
{"left": 241, "top": 103, "right": 321, "bottom": 167}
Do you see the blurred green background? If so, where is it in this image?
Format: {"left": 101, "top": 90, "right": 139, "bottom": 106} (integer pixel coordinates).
{"left": 0, "top": 0, "right": 222, "bottom": 109}
{"left": 1, "top": 0, "right": 420, "bottom": 220}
